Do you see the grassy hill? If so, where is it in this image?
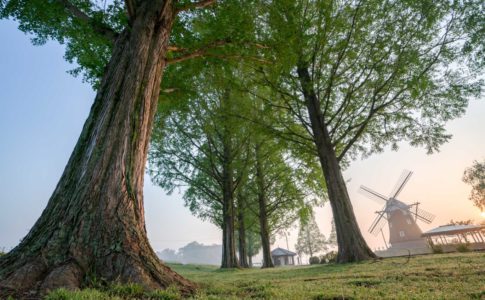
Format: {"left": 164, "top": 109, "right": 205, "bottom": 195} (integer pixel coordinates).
{"left": 45, "top": 252, "right": 484, "bottom": 299}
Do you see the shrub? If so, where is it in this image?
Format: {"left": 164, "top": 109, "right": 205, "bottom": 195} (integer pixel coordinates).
{"left": 431, "top": 245, "right": 443, "bottom": 254}
{"left": 456, "top": 243, "right": 471, "bottom": 253}
{"left": 319, "top": 251, "right": 337, "bottom": 264}
{"left": 309, "top": 256, "right": 320, "bottom": 264}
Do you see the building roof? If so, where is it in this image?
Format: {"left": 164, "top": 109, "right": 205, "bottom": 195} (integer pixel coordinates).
{"left": 422, "top": 224, "right": 485, "bottom": 237}
{"left": 271, "top": 247, "right": 297, "bottom": 257}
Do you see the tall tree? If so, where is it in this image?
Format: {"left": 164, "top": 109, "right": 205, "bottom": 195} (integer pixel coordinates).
{"left": 295, "top": 213, "right": 327, "bottom": 259}
{"left": 463, "top": 159, "right": 485, "bottom": 211}
{"left": 149, "top": 70, "right": 252, "bottom": 268}
{"left": 253, "top": 0, "right": 484, "bottom": 263}
{"left": 0, "top": 0, "right": 254, "bottom": 294}
{"left": 246, "top": 228, "right": 261, "bottom": 267}
{"left": 251, "top": 138, "right": 309, "bottom": 268}
{"left": 236, "top": 190, "right": 250, "bottom": 268}
{"left": 327, "top": 219, "right": 337, "bottom": 249}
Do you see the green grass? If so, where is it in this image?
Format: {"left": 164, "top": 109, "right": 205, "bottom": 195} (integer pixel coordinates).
{"left": 169, "top": 252, "right": 485, "bottom": 299}
{"left": 46, "top": 252, "right": 485, "bottom": 299}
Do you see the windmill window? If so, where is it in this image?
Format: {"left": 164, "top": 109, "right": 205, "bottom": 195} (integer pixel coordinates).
{"left": 399, "top": 231, "right": 405, "bottom": 237}
{"left": 406, "top": 218, "right": 412, "bottom": 225}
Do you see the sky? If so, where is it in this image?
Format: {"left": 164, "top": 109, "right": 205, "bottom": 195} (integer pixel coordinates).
{"left": 0, "top": 18, "right": 484, "bottom": 258}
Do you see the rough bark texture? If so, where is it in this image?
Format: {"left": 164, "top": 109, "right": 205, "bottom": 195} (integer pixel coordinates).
{"left": 297, "top": 64, "right": 376, "bottom": 263}
{"left": 255, "top": 144, "right": 274, "bottom": 268}
{"left": 237, "top": 194, "right": 249, "bottom": 268}
{"left": 220, "top": 113, "right": 239, "bottom": 268}
{"left": 0, "top": 1, "right": 196, "bottom": 297}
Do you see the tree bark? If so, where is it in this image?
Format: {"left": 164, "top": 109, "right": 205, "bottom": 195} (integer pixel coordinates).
{"left": 220, "top": 101, "right": 239, "bottom": 268}
{"left": 297, "top": 64, "right": 376, "bottom": 263}
{"left": 221, "top": 196, "right": 238, "bottom": 268}
{"left": 255, "top": 144, "right": 274, "bottom": 268}
{"left": 237, "top": 194, "right": 249, "bottom": 268}
{"left": 0, "top": 1, "right": 195, "bottom": 297}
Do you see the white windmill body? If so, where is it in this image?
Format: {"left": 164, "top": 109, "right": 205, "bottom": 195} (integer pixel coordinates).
{"left": 360, "top": 170, "right": 435, "bottom": 250}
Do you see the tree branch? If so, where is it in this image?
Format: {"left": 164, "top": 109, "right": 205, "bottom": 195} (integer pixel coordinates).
{"left": 58, "top": 0, "right": 118, "bottom": 42}
{"left": 165, "top": 39, "right": 229, "bottom": 64}
{"left": 124, "top": 0, "right": 136, "bottom": 22}
{"left": 176, "top": 0, "right": 216, "bottom": 14}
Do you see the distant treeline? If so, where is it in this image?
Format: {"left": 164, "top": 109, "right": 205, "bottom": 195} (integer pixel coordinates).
{"left": 157, "top": 241, "right": 222, "bottom": 266}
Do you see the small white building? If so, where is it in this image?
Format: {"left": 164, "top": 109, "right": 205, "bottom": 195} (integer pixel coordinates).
{"left": 271, "top": 247, "right": 297, "bottom": 266}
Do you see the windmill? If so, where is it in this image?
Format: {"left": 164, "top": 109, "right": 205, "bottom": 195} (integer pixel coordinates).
{"left": 360, "top": 170, "right": 435, "bottom": 250}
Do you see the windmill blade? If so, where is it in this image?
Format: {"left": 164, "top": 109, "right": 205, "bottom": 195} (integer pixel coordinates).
{"left": 359, "top": 185, "right": 389, "bottom": 205}
{"left": 368, "top": 212, "right": 387, "bottom": 236}
{"left": 409, "top": 207, "right": 436, "bottom": 224}
{"left": 390, "top": 170, "right": 413, "bottom": 199}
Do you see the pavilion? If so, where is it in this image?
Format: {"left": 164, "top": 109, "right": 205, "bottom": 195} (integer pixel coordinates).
{"left": 422, "top": 224, "right": 485, "bottom": 252}
{"left": 271, "top": 247, "right": 297, "bottom": 266}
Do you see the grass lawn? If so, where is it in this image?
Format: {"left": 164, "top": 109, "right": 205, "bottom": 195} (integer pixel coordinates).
{"left": 169, "top": 252, "right": 485, "bottom": 299}
{"left": 44, "top": 252, "right": 484, "bottom": 299}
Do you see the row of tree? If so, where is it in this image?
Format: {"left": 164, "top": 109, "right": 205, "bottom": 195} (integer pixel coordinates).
{"left": 0, "top": 0, "right": 483, "bottom": 295}
{"left": 148, "top": 64, "right": 326, "bottom": 268}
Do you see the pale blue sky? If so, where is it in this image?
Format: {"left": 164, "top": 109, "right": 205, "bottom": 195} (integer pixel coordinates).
{"left": 0, "top": 18, "right": 484, "bottom": 255}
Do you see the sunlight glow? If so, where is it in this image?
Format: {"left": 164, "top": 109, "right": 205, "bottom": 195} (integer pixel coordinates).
{"left": 481, "top": 211, "right": 485, "bottom": 218}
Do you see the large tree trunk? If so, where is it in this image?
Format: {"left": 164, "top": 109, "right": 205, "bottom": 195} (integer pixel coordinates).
{"left": 220, "top": 109, "right": 239, "bottom": 268}
{"left": 237, "top": 194, "right": 249, "bottom": 268}
{"left": 297, "top": 64, "right": 376, "bottom": 263}
{"left": 221, "top": 186, "right": 238, "bottom": 268}
{"left": 0, "top": 1, "right": 195, "bottom": 297}
{"left": 255, "top": 144, "right": 274, "bottom": 268}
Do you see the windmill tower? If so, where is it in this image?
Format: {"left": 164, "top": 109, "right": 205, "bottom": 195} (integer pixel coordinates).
{"left": 360, "top": 170, "right": 435, "bottom": 250}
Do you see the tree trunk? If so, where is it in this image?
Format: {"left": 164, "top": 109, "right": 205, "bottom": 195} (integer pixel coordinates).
{"left": 306, "top": 227, "right": 313, "bottom": 258}
{"left": 221, "top": 180, "right": 238, "bottom": 268}
{"left": 220, "top": 106, "right": 239, "bottom": 268}
{"left": 297, "top": 64, "right": 376, "bottom": 263}
{"left": 0, "top": 1, "right": 195, "bottom": 297}
{"left": 255, "top": 144, "right": 274, "bottom": 268}
{"left": 237, "top": 194, "right": 249, "bottom": 268}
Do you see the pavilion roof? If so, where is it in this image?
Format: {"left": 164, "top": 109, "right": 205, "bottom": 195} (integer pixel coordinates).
{"left": 422, "top": 224, "right": 485, "bottom": 237}
{"left": 271, "top": 247, "right": 297, "bottom": 257}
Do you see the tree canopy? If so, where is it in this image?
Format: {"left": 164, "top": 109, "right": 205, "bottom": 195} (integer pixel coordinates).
{"left": 463, "top": 159, "right": 485, "bottom": 211}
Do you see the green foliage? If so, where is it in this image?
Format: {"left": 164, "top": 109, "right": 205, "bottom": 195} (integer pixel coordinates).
{"left": 447, "top": 219, "right": 474, "bottom": 225}
{"left": 45, "top": 288, "right": 119, "bottom": 300}
{"left": 0, "top": 0, "right": 260, "bottom": 88}
{"left": 246, "top": 229, "right": 262, "bottom": 259}
{"left": 431, "top": 245, "right": 444, "bottom": 254}
{"left": 320, "top": 251, "right": 337, "bottom": 264}
{"left": 462, "top": 159, "right": 485, "bottom": 211}
{"left": 295, "top": 213, "right": 327, "bottom": 257}
{"left": 108, "top": 283, "right": 145, "bottom": 298}
{"left": 149, "top": 70, "right": 252, "bottom": 227}
{"left": 327, "top": 220, "right": 337, "bottom": 247}
{"left": 253, "top": 0, "right": 484, "bottom": 164}
{"left": 309, "top": 256, "right": 320, "bottom": 265}
{"left": 46, "top": 284, "right": 181, "bottom": 300}
{"left": 0, "top": 0, "right": 124, "bottom": 86}
{"left": 456, "top": 243, "right": 471, "bottom": 253}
